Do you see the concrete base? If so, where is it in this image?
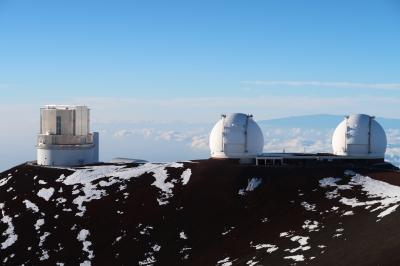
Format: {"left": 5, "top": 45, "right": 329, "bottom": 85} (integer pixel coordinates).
{"left": 37, "top": 145, "right": 98, "bottom": 166}
{"left": 37, "top": 132, "right": 99, "bottom": 167}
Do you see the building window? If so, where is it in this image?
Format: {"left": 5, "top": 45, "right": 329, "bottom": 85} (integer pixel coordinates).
{"left": 56, "top": 116, "right": 61, "bottom": 135}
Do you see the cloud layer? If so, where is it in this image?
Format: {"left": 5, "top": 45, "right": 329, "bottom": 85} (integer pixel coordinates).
{"left": 109, "top": 125, "right": 400, "bottom": 166}
{"left": 241, "top": 80, "right": 400, "bottom": 90}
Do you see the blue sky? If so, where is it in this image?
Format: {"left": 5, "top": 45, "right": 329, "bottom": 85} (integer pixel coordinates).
{"left": 1, "top": 0, "right": 400, "bottom": 104}
{"left": 1, "top": 0, "right": 400, "bottom": 170}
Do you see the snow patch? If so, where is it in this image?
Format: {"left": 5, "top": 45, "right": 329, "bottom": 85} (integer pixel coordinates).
{"left": 151, "top": 167, "right": 174, "bottom": 205}
{"left": 217, "top": 257, "right": 235, "bottom": 266}
{"left": 138, "top": 256, "right": 155, "bottom": 265}
{"left": 378, "top": 205, "right": 399, "bottom": 218}
{"left": 239, "top": 177, "right": 262, "bottom": 195}
{"left": 61, "top": 163, "right": 188, "bottom": 213}
{"left": 280, "top": 232, "right": 292, "bottom": 237}
{"left": 246, "top": 177, "right": 262, "bottom": 191}
{"left": 37, "top": 188, "right": 55, "bottom": 201}
{"left": 246, "top": 259, "right": 259, "bottom": 266}
{"left": 179, "top": 231, "right": 188, "bottom": 240}
{"left": 35, "top": 219, "right": 45, "bottom": 230}
{"left": 0, "top": 175, "right": 12, "bottom": 187}
{"left": 39, "top": 250, "right": 49, "bottom": 261}
{"left": 169, "top": 162, "right": 184, "bottom": 168}
{"left": 320, "top": 173, "right": 400, "bottom": 219}
{"left": 38, "top": 232, "right": 50, "bottom": 261}
{"left": 39, "top": 232, "right": 50, "bottom": 246}
{"left": 181, "top": 169, "right": 192, "bottom": 185}
{"left": 139, "top": 225, "right": 153, "bottom": 235}
{"left": 252, "top": 243, "right": 278, "bottom": 253}
{"left": 152, "top": 244, "right": 161, "bottom": 252}
{"left": 302, "top": 220, "right": 319, "bottom": 232}
{"left": 319, "top": 177, "right": 341, "bottom": 188}
{"left": 291, "top": 235, "right": 309, "bottom": 246}
{"left": 1, "top": 209, "right": 17, "bottom": 249}
{"left": 77, "top": 229, "right": 94, "bottom": 262}
{"left": 284, "top": 255, "right": 305, "bottom": 262}
{"left": 139, "top": 241, "right": 163, "bottom": 265}
{"left": 301, "top": 201, "right": 316, "bottom": 211}
{"left": 23, "top": 200, "right": 39, "bottom": 213}
{"left": 342, "top": 211, "right": 354, "bottom": 216}
{"left": 56, "top": 197, "right": 67, "bottom": 205}
{"left": 222, "top": 226, "right": 235, "bottom": 235}
{"left": 285, "top": 236, "right": 310, "bottom": 253}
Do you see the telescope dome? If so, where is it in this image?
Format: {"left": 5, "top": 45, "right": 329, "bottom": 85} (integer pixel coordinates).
{"left": 209, "top": 113, "right": 264, "bottom": 159}
{"left": 332, "top": 114, "right": 386, "bottom": 158}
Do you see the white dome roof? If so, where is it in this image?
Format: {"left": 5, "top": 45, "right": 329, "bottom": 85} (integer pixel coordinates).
{"left": 209, "top": 113, "right": 264, "bottom": 159}
{"left": 332, "top": 114, "right": 387, "bottom": 158}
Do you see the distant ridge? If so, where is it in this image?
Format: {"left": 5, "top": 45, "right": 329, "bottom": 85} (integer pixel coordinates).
{"left": 258, "top": 114, "right": 400, "bottom": 129}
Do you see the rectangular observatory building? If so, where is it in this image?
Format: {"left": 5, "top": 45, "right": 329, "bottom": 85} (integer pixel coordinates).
{"left": 37, "top": 105, "right": 99, "bottom": 166}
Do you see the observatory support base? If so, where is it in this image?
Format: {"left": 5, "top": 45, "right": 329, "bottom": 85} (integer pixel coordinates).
{"left": 37, "top": 143, "right": 99, "bottom": 166}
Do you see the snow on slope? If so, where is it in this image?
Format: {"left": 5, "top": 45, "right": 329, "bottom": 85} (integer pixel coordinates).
{"left": 1, "top": 161, "right": 400, "bottom": 265}
{"left": 0, "top": 162, "right": 194, "bottom": 265}
{"left": 0, "top": 204, "right": 18, "bottom": 250}
{"left": 56, "top": 163, "right": 187, "bottom": 215}
{"left": 320, "top": 171, "right": 400, "bottom": 220}
{"left": 238, "top": 177, "right": 262, "bottom": 195}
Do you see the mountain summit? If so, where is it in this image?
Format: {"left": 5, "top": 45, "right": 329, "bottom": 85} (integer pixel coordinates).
{"left": 1, "top": 160, "right": 400, "bottom": 265}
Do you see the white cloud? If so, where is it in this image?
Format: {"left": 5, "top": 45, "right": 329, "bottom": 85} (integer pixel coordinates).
{"left": 111, "top": 125, "right": 333, "bottom": 154}
{"left": 113, "top": 128, "right": 154, "bottom": 138}
{"left": 155, "top": 131, "right": 188, "bottom": 142}
{"left": 387, "top": 129, "right": 400, "bottom": 145}
{"left": 188, "top": 135, "right": 209, "bottom": 151}
{"left": 107, "top": 123, "right": 400, "bottom": 165}
{"left": 263, "top": 128, "right": 333, "bottom": 153}
{"left": 241, "top": 80, "right": 400, "bottom": 90}
{"left": 112, "top": 128, "right": 209, "bottom": 148}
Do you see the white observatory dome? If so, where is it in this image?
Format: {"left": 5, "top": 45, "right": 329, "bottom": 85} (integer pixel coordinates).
{"left": 332, "top": 114, "right": 387, "bottom": 158}
{"left": 209, "top": 113, "right": 264, "bottom": 159}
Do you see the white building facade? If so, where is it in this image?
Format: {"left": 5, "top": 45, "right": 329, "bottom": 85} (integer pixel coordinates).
{"left": 36, "top": 105, "right": 99, "bottom": 166}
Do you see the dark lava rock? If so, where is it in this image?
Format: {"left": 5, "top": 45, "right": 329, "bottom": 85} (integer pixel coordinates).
{"left": 1, "top": 160, "right": 400, "bottom": 266}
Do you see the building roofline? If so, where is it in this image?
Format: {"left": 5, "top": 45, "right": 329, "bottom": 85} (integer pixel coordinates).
{"left": 43, "top": 105, "right": 89, "bottom": 110}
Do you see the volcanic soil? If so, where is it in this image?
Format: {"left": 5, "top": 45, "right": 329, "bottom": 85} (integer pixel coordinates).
{"left": 1, "top": 159, "right": 400, "bottom": 265}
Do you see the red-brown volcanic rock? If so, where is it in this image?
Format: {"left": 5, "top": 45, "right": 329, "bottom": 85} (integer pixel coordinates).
{"left": 0, "top": 160, "right": 400, "bottom": 266}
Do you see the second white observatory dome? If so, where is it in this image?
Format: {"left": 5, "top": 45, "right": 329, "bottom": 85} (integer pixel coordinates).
{"left": 209, "top": 113, "right": 264, "bottom": 159}
{"left": 332, "top": 114, "right": 387, "bottom": 158}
